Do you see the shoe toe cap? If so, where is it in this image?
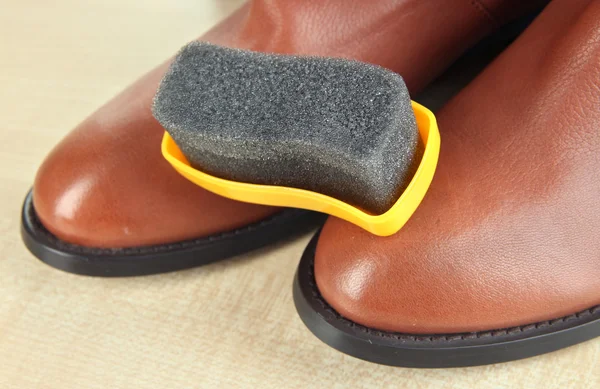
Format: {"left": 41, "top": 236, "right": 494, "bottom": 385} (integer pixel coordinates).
{"left": 32, "top": 76, "right": 278, "bottom": 248}
{"left": 314, "top": 213, "right": 600, "bottom": 334}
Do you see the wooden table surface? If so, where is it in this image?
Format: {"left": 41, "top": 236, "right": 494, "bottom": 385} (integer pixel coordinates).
{"left": 1, "top": 1, "right": 598, "bottom": 387}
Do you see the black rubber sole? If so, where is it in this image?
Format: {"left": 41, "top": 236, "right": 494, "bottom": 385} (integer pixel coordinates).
{"left": 21, "top": 190, "right": 326, "bottom": 277}
{"left": 294, "top": 231, "right": 600, "bottom": 368}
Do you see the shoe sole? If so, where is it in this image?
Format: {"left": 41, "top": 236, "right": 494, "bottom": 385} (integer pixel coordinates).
{"left": 294, "top": 231, "right": 600, "bottom": 368}
{"left": 21, "top": 189, "right": 326, "bottom": 277}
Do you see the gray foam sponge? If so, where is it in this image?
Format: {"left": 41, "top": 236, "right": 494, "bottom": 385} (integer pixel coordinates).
{"left": 153, "top": 42, "right": 420, "bottom": 214}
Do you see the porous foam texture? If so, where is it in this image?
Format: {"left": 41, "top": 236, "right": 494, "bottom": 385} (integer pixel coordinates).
{"left": 153, "top": 42, "right": 419, "bottom": 214}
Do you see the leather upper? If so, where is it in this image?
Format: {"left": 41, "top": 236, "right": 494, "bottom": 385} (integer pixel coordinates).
{"left": 315, "top": 0, "right": 600, "bottom": 334}
{"left": 33, "top": 0, "right": 545, "bottom": 248}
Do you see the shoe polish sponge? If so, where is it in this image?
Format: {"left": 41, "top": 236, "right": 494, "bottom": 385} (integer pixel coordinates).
{"left": 152, "top": 42, "right": 420, "bottom": 215}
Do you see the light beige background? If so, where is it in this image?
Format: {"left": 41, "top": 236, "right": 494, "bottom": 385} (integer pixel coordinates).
{"left": 0, "top": 0, "right": 598, "bottom": 388}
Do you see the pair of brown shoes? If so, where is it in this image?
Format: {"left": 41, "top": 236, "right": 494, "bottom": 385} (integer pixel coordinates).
{"left": 21, "top": 0, "right": 600, "bottom": 367}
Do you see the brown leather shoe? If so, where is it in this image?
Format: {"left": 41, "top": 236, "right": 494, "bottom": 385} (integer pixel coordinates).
{"left": 21, "top": 0, "right": 546, "bottom": 276}
{"left": 294, "top": 0, "right": 600, "bottom": 367}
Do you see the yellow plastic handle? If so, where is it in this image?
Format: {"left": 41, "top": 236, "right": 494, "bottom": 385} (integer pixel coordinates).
{"left": 162, "top": 101, "right": 440, "bottom": 236}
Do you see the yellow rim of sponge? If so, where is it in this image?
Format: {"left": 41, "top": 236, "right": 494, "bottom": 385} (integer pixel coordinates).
{"left": 161, "top": 101, "right": 440, "bottom": 236}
